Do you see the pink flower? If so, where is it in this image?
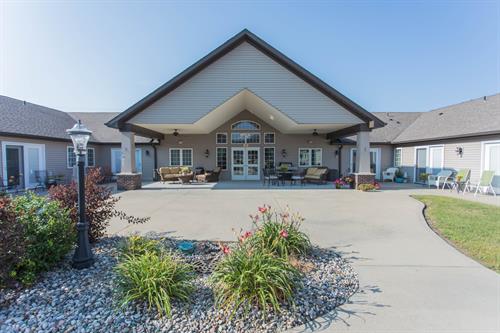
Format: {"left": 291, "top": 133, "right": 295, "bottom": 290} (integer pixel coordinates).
{"left": 258, "top": 206, "right": 268, "bottom": 214}
{"left": 279, "top": 229, "right": 288, "bottom": 238}
{"left": 220, "top": 244, "right": 231, "bottom": 254}
{"left": 239, "top": 231, "right": 253, "bottom": 243}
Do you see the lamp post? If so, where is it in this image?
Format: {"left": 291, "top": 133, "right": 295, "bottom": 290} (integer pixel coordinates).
{"left": 66, "top": 120, "right": 94, "bottom": 269}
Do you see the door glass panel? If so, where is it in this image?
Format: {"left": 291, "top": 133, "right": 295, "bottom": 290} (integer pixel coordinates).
{"left": 233, "top": 167, "right": 244, "bottom": 175}
{"left": 247, "top": 150, "right": 258, "bottom": 165}
{"left": 486, "top": 144, "right": 500, "bottom": 174}
{"left": 429, "top": 147, "right": 443, "bottom": 174}
{"left": 27, "top": 148, "right": 40, "bottom": 185}
{"left": 112, "top": 150, "right": 121, "bottom": 174}
{"left": 233, "top": 150, "right": 244, "bottom": 165}
{"left": 135, "top": 149, "right": 142, "bottom": 172}
{"left": 248, "top": 166, "right": 258, "bottom": 175}
{"left": 416, "top": 148, "right": 427, "bottom": 182}
{"left": 6, "top": 146, "right": 22, "bottom": 186}
{"left": 370, "top": 151, "right": 377, "bottom": 174}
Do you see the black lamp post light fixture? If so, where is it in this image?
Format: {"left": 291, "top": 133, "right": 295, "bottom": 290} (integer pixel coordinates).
{"left": 66, "top": 120, "right": 94, "bottom": 269}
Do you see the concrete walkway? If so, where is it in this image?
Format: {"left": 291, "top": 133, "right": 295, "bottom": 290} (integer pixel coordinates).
{"left": 107, "top": 184, "right": 500, "bottom": 332}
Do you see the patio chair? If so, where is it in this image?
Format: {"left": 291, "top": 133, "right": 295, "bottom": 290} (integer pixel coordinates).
{"left": 290, "top": 169, "right": 306, "bottom": 186}
{"left": 465, "top": 170, "right": 497, "bottom": 197}
{"left": 442, "top": 168, "right": 470, "bottom": 191}
{"left": 263, "top": 168, "right": 279, "bottom": 187}
{"left": 427, "top": 170, "right": 453, "bottom": 189}
{"left": 382, "top": 167, "right": 398, "bottom": 182}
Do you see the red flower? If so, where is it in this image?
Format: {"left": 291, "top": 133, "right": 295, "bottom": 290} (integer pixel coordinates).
{"left": 279, "top": 229, "right": 288, "bottom": 238}
{"left": 220, "top": 244, "right": 231, "bottom": 254}
{"left": 258, "top": 206, "right": 268, "bottom": 214}
{"left": 239, "top": 231, "right": 253, "bottom": 243}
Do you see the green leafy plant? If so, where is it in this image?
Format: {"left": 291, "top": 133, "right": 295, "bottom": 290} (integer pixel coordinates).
{"left": 180, "top": 166, "right": 191, "bottom": 174}
{"left": 210, "top": 245, "right": 301, "bottom": 315}
{"left": 0, "top": 195, "right": 26, "bottom": 287}
{"left": 49, "top": 167, "right": 149, "bottom": 243}
{"left": 114, "top": 250, "right": 195, "bottom": 317}
{"left": 248, "top": 205, "right": 311, "bottom": 258}
{"left": 118, "top": 235, "right": 161, "bottom": 257}
{"left": 419, "top": 172, "right": 429, "bottom": 182}
{"left": 10, "top": 192, "right": 75, "bottom": 285}
{"left": 357, "top": 183, "right": 377, "bottom": 191}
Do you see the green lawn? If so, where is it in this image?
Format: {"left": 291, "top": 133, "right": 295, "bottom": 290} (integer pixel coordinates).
{"left": 412, "top": 195, "right": 500, "bottom": 273}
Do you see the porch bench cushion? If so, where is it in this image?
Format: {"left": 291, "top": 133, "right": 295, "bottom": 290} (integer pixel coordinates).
{"left": 159, "top": 167, "right": 192, "bottom": 182}
{"left": 304, "top": 167, "right": 328, "bottom": 183}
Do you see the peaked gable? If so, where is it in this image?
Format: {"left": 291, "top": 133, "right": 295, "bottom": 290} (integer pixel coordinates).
{"left": 106, "top": 29, "right": 384, "bottom": 129}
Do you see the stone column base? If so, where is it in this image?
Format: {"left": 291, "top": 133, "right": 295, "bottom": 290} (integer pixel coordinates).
{"left": 117, "top": 173, "right": 142, "bottom": 191}
{"left": 353, "top": 173, "right": 375, "bottom": 189}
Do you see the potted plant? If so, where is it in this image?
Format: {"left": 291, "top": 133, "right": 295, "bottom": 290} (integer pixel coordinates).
{"left": 333, "top": 178, "right": 345, "bottom": 189}
{"left": 419, "top": 172, "right": 428, "bottom": 184}
{"left": 395, "top": 170, "right": 405, "bottom": 183}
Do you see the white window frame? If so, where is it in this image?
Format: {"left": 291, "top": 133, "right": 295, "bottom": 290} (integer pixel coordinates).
{"left": 264, "top": 147, "right": 275, "bottom": 169}
{"left": 231, "top": 120, "right": 261, "bottom": 131}
{"left": 2, "top": 141, "right": 46, "bottom": 189}
{"left": 216, "top": 132, "right": 228, "bottom": 144}
{"left": 110, "top": 148, "right": 143, "bottom": 174}
{"left": 298, "top": 148, "right": 322, "bottom": 167}
{"left": 481, "top": 140, "right": 500, "bottom": 175}
{"left": 216, "top": 147, "right": 228, "bottom": 170}
{"left": 231, "top": 132, "right": 261, "bottom": 144}
{"left": 394, "top": 147, "right": 402, "bottom": 167}
{"left": 169, "top": 148, "right": 193, "bottom": 167}
{"left": 412, "top": 145, "right": 444, "bottom": 181}
{"left": 67, "top": 146, "right": 95, "bottom": 168}
{"left": 264, "top": 132, "right": 275, "bottom": 144}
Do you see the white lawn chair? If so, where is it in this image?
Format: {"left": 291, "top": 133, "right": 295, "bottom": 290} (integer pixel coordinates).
{"left": 427, "top": 170, "right": 453, "bottom": 189}
{"left": 382, "top": 167, "right": 399, "bottom": 182}
{"left": 464, "top": 170, "right": 497, "bottom": 197}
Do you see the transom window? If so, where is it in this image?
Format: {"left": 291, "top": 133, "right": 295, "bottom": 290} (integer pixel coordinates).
{"left": 299, "top": 148, "right": 322, "bottom": 167}
{"left": 231, "top": 132, "right": 260, "bottom": 144}
{"left": 231, "top": 120, "right": 260, "bottom": 130}
{"left": 264, "top": 133, "right": 275, "bottom": 144}
{"left": 216, "top": 133, "right": 227, "bottom": 144}
{"left": 169, "top": 148, "right": 193, "bottom": 166}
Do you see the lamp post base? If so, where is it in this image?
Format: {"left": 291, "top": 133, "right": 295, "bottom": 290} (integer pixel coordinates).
{"left": 72, "top": 256, "right": 95, "bottom": 269}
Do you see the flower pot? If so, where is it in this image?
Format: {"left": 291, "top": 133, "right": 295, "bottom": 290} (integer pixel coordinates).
{"left": 395, "top": 177, "right": 404, "bottom": 183}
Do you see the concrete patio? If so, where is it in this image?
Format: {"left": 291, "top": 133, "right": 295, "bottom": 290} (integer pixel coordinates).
{"left": 107, "top": 184, "right": 499, "bottom": 332}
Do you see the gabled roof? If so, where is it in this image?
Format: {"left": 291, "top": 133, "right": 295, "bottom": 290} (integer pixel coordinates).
{"left": 369, "top": 112, "right": 422, "bottom": 143}
{"left": 0, "top": 95, "right": 148, "bottom": 144}
{"left": 0, "top": 95, "right": 81, "bottom": 141}
{"left": 392, "top": 93, "right": 500, "bottom": 143}
{"left": 106, "top": 29, "right": 384, "bottom": 129}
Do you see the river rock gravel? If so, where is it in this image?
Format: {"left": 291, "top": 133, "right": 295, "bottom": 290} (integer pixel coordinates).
{"left": 0, "top": 237, "right": 358, "bottom": 333}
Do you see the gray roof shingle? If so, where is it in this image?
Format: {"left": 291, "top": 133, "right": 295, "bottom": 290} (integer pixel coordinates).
{"left": 393, "top": 93, "right": 500, "bottom": 143}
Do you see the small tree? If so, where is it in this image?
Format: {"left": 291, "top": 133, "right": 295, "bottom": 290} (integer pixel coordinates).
{"left": 49, "top": 167, "right": 148, "bottom": 242}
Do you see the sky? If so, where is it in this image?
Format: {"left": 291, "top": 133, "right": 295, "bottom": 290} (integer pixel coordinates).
{"left": 0, "top": 0, "right": 499, "bottom": 114}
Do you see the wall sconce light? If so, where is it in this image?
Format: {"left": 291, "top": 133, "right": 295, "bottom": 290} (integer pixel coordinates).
{"left": 177, "top": 140, "right": 183, "bottom": 145}
{"left": 205, "top": 149, "right": 210, "bottom": 158}
{"left": 145, "top": 150, "right": 150, "bottom": 156}
{"left": 312, "top": 129, "right": 319, "bottom": 137}
{"left": 281, "top": 149, "right": 287, "bottom": 158}
{"left": 456, "top": 147, "right": 463, "bottom": 157}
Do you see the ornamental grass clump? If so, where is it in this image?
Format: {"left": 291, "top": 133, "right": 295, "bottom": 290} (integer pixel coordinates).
{"left": 210, "top": 245, "right": 301, "bottom": 315}
{"left": 249, "top": 205, "right": 311, "bottom": 258}
{"left": 114, "top": 247, "right": 195, "bottom": 317}
{"left": 118, "top": 235, "right": 161, "bottom": 258}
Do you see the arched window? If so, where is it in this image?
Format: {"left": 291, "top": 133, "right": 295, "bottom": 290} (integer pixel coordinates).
{"left": 231, "top": 120, "right": 260, "bottom": 130}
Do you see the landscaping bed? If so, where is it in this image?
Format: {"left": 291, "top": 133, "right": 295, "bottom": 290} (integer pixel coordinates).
{"left": 0, "top": 236, "right": 358, "bottom": 333}
{"left": 413, "top": 195, "right": 500, "bottom": 273}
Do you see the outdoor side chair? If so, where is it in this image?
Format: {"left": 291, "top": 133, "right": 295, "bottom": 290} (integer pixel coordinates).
{"left": 465, "top": 170, "right": 497, "bottom": 197}
{"left": 428, "top": 170, "right": 453, "bottom": 189}
{"left": 442, "top": 168, "right": 470, "bottom": 192}
{"left": 263, "top": 168, "right": 279, "bottom": 187}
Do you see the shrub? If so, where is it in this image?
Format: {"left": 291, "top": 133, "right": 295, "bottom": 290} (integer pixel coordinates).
{"left": 210, "top": 245, "right": 301, "bottom": 314}
{"left": 49, "top": 167, "right": 149, "bottom": 242}
{"left": 118, "top": 235, "right": 161, "bottom": 257}
{"left": 115, "top": 250, "right": 195, "bottom": 317}
{"left": 0, "top": 195, "right": 26, "bottom": 287}
{"left": 357, "top": 183, "right": 377, "bottom": 191}
{"left": 10, "top": 192, "right": 75, "bottom": 285}
{"left": 248, "top": 205, "right": 311, "bottom": 258}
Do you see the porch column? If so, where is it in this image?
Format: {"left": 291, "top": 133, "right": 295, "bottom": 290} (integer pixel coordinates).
{"left": 117, "top": 131, "right": 142, "bottom": 190}
{"left": 356, "top": 130, "right": 370, "bottom": 173}
{"left": 354, "top": 130, "right": 375, "bottom": 188}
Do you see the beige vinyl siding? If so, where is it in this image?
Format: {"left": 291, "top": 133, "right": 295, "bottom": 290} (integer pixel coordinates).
{"left": 131, "top": 42, "right": 362, "bottom": 125}
{"left": 396, "top": 134, "right": 500, "bottom": 183}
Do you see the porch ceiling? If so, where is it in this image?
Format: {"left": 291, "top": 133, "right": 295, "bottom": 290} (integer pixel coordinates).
{"left": 129, "top": 89, "right": 360, "bottom": 135}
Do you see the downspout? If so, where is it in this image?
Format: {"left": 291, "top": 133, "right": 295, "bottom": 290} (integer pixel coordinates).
{"left": 338, "top": 143, "right": 343, "bottom": 177}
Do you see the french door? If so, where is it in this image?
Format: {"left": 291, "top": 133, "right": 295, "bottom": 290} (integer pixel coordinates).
{"left": 414, "top": 146, "right": 444, "bottom": 182}
{"left": 1, "top": 142, "right": 45, "bottom": 189}
{"left": 349, "top": 148, "right": 381, "bottom": 179}
{"left": 231, "top": 147, "right": 260, "bottom": 180}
